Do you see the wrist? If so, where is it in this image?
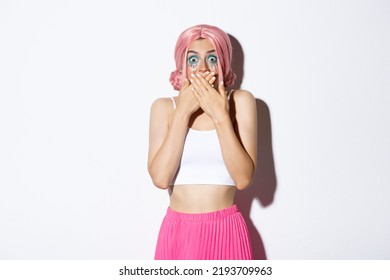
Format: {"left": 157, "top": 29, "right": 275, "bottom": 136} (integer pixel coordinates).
{"left": 172, "top": 109, "right": 191, "bottom": 124}
{"left": 213, "top": 111, "right": 231, "bottom": 127}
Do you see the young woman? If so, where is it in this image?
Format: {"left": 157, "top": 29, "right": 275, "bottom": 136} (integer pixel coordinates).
{"left": 148, "top": 24, "right": 257, "bottom": 260}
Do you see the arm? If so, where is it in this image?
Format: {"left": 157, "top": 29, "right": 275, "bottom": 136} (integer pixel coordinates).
{"left": 147, "top": 98, "right": 190, "bottom": 189}
{"left": 148, "top": 77, "right": 206, "bottom": 189}
{"left": 215, "top": 90, "right": 257, "bottom": 190}
{"left": 191, "top": 75, "right": 257, "bottom": 190}
{"left": 148, "top": 74, "right": 217, "bottom": 189}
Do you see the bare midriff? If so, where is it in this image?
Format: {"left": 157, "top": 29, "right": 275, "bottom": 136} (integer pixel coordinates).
{"left": 168, "top": 185, "right": 236, "bottom": 213}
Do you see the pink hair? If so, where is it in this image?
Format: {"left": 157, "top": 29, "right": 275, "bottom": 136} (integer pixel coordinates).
{"left": 169, "top": 24, "right": 236, "bottom": 90}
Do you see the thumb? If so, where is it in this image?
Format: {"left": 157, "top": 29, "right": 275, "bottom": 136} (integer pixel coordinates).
{"left": 182, "top": 78, "right": 190, "bottom": 89}
{"left": 218, "top": 81, "right": 226, "bottom": 96}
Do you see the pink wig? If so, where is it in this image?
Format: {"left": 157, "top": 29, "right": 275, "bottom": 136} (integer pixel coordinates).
{"left": 170, "top": 24, "right": 236, "bottom": 90}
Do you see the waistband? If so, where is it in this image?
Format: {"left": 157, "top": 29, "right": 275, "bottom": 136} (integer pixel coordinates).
{"left": 166, "top": 204, "right": 239, "bottom": 221}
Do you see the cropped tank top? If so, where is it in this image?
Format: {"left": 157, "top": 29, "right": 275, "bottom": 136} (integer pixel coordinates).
{"left": 169, "top": 97, "right": 235, "bottom": 186}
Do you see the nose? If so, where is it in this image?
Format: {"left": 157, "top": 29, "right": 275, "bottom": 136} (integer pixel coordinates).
{"left": 197, "top": 59, "right": 209, "bottom": 72}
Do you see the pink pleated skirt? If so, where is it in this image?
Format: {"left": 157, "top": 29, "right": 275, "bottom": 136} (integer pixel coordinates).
{"left": 154, "top": 204, "right": 252, "bottom": 260}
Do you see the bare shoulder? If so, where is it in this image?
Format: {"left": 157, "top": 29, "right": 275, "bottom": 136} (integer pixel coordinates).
{"left": 150, "top": 97, "right": 175, "bottom": 112}
{"left": 150, "top": 97, "right": 176, "bottom": 124}
{"left": 229, "top": 90, "right": 257, "bottom": 144}
{"left": 150, "top": 97, "right": 174, "bottom": 117}
{"left": 230, "top": 89, "right": 256, "bottom": 110}
{"left": 231, "top": 89, "right": 255, "bottom": 101}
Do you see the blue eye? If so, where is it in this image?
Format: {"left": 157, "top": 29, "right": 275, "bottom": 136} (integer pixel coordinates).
{"left": 207, "top": 55, "right": 218, "bottom": 64}
{"left": 188, "top": 55, "right": 199, "bottom": 66}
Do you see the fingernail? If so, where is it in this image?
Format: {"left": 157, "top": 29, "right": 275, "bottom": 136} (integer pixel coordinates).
{"left": 196, "top": 73, "right": 200, "bottom": 77}
{"left": 191, "top": 73, "right": 195, "bottom": 77}
{"left": 211, "top": 72, "right": 215, "bottom": 76}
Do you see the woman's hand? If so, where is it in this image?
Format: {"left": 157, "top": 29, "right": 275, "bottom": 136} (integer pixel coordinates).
{"left": 176, "top": 78, "right": 199, "bottom": 117}
{"left": 176, "top": 72, "right": 217, "bottom": 117}
{"left": 190, "top": 73, "right": 229, "bottom": 123}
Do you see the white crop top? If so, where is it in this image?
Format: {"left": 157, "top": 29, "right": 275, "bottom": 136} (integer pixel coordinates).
{"left": 169, "top": 97, "right": 236, "bottom": 186}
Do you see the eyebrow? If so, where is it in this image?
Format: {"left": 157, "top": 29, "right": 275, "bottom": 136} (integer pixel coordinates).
{"left": 187, "top": 50, "right": 216, "bottom": 54}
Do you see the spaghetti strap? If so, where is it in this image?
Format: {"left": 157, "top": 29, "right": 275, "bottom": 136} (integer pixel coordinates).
{"left": 170, "top": 97, "right": 176, "bottom": 110}
{"left": 228, "top": 89, "right": 235, "bottom": 100}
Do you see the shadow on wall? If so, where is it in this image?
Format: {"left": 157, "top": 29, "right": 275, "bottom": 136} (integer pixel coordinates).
{"left": 229, "top": 35, "right": 278, "bottom": 260}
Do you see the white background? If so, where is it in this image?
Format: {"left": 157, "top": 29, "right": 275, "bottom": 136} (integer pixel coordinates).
{"left": 0, "top": 0, "right": 389, "bottom": 259}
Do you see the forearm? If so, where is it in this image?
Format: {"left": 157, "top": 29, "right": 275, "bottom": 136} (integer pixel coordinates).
{"left": 214, "top": 114, "right": 255, "bottom": 190}
{"left": 148, "top": 111, "right": 190, "bottom": 189}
